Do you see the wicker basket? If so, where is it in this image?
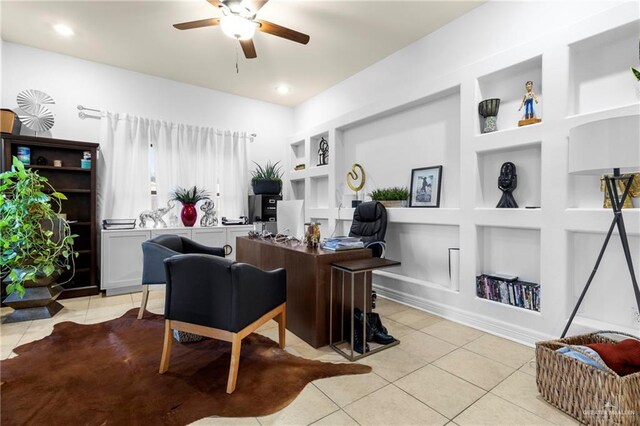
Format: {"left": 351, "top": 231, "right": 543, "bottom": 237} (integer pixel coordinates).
{"left": 536, "top": 331, "right": 640, "bottom": 426}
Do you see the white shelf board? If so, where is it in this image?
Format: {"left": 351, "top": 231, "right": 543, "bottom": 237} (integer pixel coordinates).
{"left": 476, "top": 296, "right": 542, "bottom": 316}
{"left": 335, "top": 207, "right": 460, "bottom": 226}
{"left": 307, "top": 166, "right": 330, "bottom": 178}
{"left": 474, "top": 122, "right": 544, "bottom": 153}
{"left": 288, "top": 170, "right": 306, "bottom": 181}
{"left": 473, "top": 208, "right": 542, "bottom": 229}
{"left": 565, "top": 103, "right": 640, "bottom": 128}
{"left": 373, "top": 270, "right": 459, "bottom": 294}
{"left": 387, "top": 207, "right": 461, "bottom": 225}
{"left": 564, "top": 208, "right": 640, "bottom": 235}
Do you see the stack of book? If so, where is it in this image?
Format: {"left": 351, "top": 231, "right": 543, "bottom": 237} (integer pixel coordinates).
{"left": 321, "top": 236, "right": 364, "bottom": 251}
{"left": 476, "top": 274, "right": 540, "bottom": 312}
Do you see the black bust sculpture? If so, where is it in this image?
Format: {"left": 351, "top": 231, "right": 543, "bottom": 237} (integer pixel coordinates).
{"left": 497, "top": 162, "right": 518, "bottom": 208}
{"left": 317, "top": 137, "right": 328, "bottom": 166}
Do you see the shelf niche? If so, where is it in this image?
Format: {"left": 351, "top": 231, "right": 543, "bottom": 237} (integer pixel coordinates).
{"left": 568, "top": 231, "right": 640, "bottom": 330}
{"left": 290, "top": 140, "right": 305, "bottom": 171}
{"left": 289, "top": 179, "right": 305, "bottom": 201}
{"left": 310, "top": 132, "right": 329, "bottom": 168}
{"left": 476, "top": 56, "right": 543, "bottom": 134}
{"left": 340, "top": 87, "right": 461, "bottom": 208}
{"left": 476, "top": 225, "right": 540, "bottom": 285}
{"left": 379, "top": 223, "right": 460, "bottom": 292}
{"left": 309, "top": 175, "right": 329, "bottom": 209}
{"left": 476, "top": 142, "right": 541, "bottom": 209}
{"left": 569, "top": 20, "right": 640, "bottom": 116}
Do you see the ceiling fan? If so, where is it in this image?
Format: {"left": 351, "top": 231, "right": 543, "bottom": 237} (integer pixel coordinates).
{"left": 173, "top": 0, "right": 310, "bottom": 59}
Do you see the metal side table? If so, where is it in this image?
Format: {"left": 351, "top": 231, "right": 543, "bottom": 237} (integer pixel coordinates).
{"left": 329, "top": 257, "right": 401, "bottom": 361}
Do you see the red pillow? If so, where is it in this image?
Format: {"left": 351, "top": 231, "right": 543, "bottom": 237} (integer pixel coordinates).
{"left": 586, "top": 339, "right": 640, "bottom": 376}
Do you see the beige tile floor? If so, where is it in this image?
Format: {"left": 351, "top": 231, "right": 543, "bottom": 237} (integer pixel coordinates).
{"left": 1, "top": 294, "right": 579, "bottom": 426}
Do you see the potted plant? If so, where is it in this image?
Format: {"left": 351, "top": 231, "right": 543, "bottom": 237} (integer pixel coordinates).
{"left": 251, "top": 160, "right": 283, "bottom": 195}
{"left": 170, "top": 186, "right": 210, "bottom": 227}
{"left": 370, "top": 186, "right": 410, "bottom": 208}
{"left": 0, "top": 157, "right": 77, "bottom": 322}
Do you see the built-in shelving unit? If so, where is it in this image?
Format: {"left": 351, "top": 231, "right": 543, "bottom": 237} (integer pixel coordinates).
{"left": 284, "top": 4, "right": 640, "bottom": 344}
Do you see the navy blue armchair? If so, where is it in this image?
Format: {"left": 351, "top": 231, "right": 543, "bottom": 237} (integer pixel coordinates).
{"left": 138, "top": 234, "right": 225, "bottom": 319}
{"left": 159, "top": 254, "right": 287, "bottom": 393}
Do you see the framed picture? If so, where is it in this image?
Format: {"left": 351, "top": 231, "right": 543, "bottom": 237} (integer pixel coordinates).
{"left": 410, "top": 165, "right": 442, "bottom": 207}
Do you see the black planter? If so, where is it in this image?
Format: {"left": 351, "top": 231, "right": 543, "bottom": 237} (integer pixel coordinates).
{"left": 2, "top": 272, "right": 63, "bottom": 323}
{"left": 252, "top": 180, "right": 282, "bottom": 195}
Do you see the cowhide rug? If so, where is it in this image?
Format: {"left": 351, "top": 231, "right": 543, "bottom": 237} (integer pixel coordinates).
{"left": 0, "top": 309, "right": 371, "bottom": 425}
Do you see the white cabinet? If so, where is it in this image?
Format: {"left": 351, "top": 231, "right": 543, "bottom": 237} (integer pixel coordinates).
{"left": 100, "top": 225, "right": 252, "bottom": 295}
{"left": 100, "top": 229, "right": 150, "bottom": 295}
{"left": 151, "top": 228, "right": 191, "bottom": 238}
{"left": 226, "top": 227, "right": 251, "bottom": 260}
{"left": 191, "top": 227, "right": 227, "bottom": 248}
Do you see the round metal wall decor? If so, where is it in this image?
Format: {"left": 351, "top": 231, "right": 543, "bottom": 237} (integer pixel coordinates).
{"left": 347, "top": 163, "right": 366, "bottom": 192}
{"left": 16, "top": 89, "right": 56, "bottom": 133}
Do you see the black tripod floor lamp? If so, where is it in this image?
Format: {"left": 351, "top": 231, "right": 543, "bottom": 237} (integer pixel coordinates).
{"left": 563, "top": 114, "right": 640, "bottom": 338}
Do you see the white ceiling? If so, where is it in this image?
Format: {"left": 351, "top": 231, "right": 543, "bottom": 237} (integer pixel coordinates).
{"left": 0, "top": 0, "right": 484, "bottom": 107}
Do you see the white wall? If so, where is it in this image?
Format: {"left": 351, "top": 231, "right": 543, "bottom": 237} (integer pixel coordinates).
{"left": 0, "top": 41, "right": 292, "bottom": 168}
{"left": 293, "top": 1, "right": 621, "bottom": 132}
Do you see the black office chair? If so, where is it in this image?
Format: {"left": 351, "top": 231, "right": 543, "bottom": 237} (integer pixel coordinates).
{"left": 138, "top": 234, "right": 225, "bottom": 319}
{"left": 349, "top": 201, "right": 388, "bottom": 258}
{"left": 159, "top": 254, "right": 287, "bottom": 394}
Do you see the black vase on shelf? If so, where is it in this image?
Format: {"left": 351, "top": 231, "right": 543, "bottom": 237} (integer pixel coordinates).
{"left": 478, "top": 98, "right": 501, "bottom": 133}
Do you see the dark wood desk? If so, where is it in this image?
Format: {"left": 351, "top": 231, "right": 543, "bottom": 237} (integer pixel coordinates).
{"left": 236, "top": 237, "right": 371, "bottom": 348}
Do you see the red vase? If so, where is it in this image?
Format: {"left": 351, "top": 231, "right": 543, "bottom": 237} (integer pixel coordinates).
{"left": 180, "top": 203, "right": 197, "bottom": 227}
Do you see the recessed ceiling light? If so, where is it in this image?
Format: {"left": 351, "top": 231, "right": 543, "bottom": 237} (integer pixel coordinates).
{"left": 53, "top": 24, "right": 74, "bottom": 37}
{"left": 276, "top": 85, "right": 290, "bottom": 95}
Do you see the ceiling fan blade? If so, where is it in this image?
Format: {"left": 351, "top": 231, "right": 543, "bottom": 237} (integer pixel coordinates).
{"left": 207, "top": 0, "right": 225, "bottom": 8}
{"left": 173, "top": 18, "right": 220, "bottom": 30}
{"left": 245, "top": 0, "right": 269, "bottom": 13}
{"left": 255, "top": 19, "right": 310, "bottom": 45}
{"left": 240, "top": 39, "right": 257, "bottom": 59}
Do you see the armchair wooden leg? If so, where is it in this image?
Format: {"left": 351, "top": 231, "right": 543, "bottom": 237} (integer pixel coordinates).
{"left": 138, "top": 285, "right": 150, "bottom": 319}
{"left": 226, "top": 334, "right": 242, "bottom": 394}
{"left": 159, "top": 320, "right": 173, "bottom": 374}
{"left": 276, "top": 304, "right": 286, "bottom": 349}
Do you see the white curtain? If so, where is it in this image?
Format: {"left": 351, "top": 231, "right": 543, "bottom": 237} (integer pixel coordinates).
{"left": 97, "top": 112, "right": 151, "bottom": 221}
{"left": 154, "top": 126, "right": 249, "bottom": 219}
{"left": 217, "top": 131, "right": 249, "bottom": 219}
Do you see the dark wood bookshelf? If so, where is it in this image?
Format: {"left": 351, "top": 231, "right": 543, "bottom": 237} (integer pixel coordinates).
{"left": 26, "top": 164, "right": 91, "bottom": 172}
{"left": 2, "top": 133, "right": 100, "bottom": 299}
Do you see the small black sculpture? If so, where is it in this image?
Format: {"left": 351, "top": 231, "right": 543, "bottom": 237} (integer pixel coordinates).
{"left": 317, "top": 137, "right": 328, "bottom": 166}
{"left": 36, "top": 156, "right": 47, "bottom": 165}
{"left": 497, "top": 162, "right": 518, "bottom": 208}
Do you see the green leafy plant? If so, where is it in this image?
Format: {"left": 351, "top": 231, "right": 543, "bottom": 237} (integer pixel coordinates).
{"left": 170, "top": 186, "right": 210, "bottom": 204}
{"left": 369, "top": 186, "right": 409, "bottom": 201}
{"left": 0, "top": 157, "right": 77, "bottom": 298}
{"left": 250, "top": 160, "right": 283, "bottom": 184}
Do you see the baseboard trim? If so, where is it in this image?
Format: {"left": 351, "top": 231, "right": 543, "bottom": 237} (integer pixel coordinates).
{"left": 373, "top": 285, "right": 554, "bottom": 347}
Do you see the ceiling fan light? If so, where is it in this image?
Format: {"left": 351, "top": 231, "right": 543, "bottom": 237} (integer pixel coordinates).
{"left": 220, "top": 15, "right": 256, "bottom": 40}
{"left": 276, "top": 84, "right": 290, "bottom": 95}
{"left": 53, "top": 23, "right": 74, "bottom": 37}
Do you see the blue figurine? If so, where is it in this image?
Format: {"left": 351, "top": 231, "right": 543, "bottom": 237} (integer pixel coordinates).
{"left": 518, "top": 81, "right": 539, "bottom": 120}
